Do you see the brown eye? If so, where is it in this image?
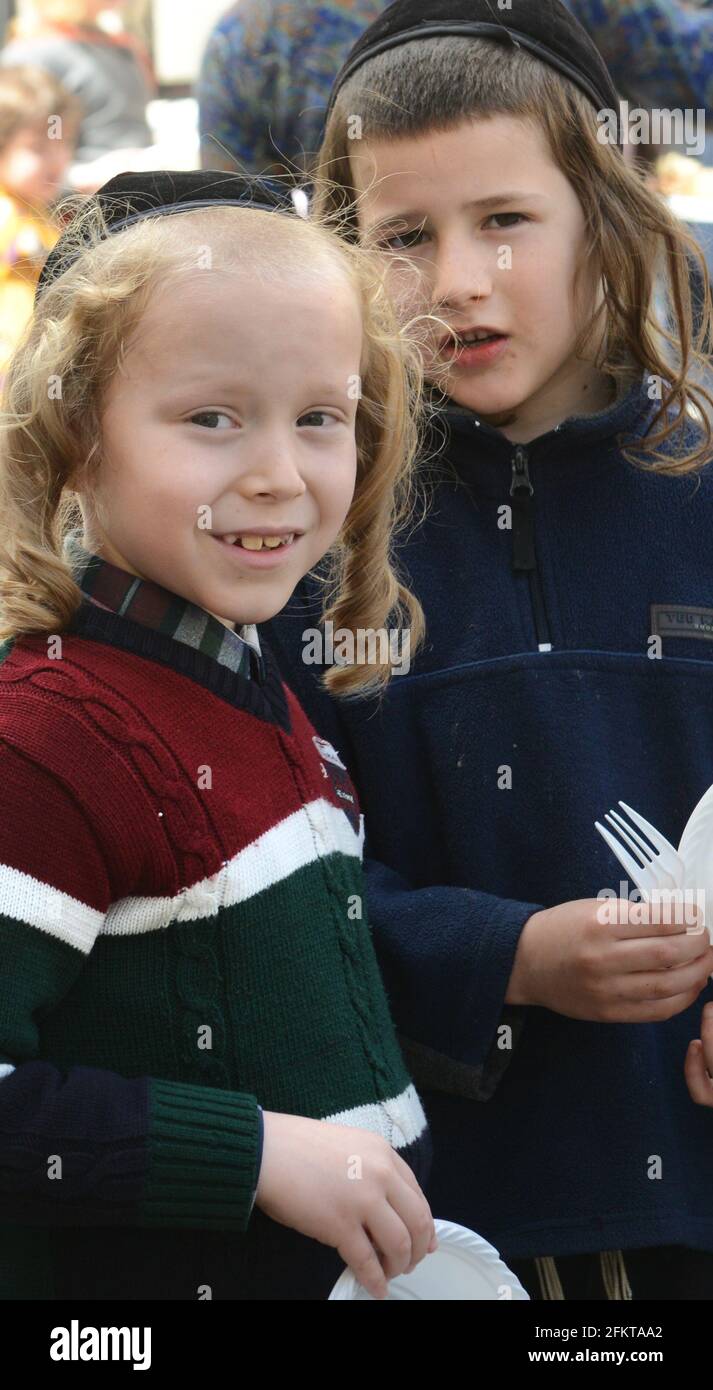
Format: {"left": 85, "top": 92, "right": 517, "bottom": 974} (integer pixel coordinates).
{"left": 485, "top": 213, "right": 528, "bottom": 229}
{"left": 298, "top": 412, "right": 332, "bottom": 427}
{"left": 375, "top": 217, "right": 429, "bottom": 252}
{"left": 190, "top": 411, "right": 232, "bottom": 429}
{"left": 382, "top": 226, "right": 429, "bottom": 252}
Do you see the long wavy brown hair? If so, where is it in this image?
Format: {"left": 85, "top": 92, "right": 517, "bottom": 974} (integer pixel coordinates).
{"left": 311, "top": 34, "right": 713, "bottom": 475}
{"left": 0, "top": 193, "right": 436, "bottom": 696}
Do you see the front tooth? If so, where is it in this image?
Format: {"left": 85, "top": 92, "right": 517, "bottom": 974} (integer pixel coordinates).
{"left": 262, "top": 536, "right": 283, "bottom": 549}
{"left": 241, "top": 535, "right": 264, "bottom": 550}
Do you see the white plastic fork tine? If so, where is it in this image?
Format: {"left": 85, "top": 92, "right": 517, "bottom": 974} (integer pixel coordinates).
{"left": 617, "top": 800, "right": 674, "bottom": 854}
{"left": 607, "top": 811, "right": 678, "bottom": 890}
{"left": 606, "top": 811, "right": 653, "bottom": 865}
{"left": 617, "top": 801, "right": 684, "bottom": 884}
{"left": 595, "top": 821, "right": 654, "bottom": 898}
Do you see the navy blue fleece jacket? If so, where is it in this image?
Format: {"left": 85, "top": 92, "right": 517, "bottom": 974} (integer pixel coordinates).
{"left": 261, "top": 372, "right": 713, "bottom": 1260}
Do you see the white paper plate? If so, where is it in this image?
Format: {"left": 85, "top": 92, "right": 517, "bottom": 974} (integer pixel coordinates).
{"left": 678, "top": 782, "right": 713, "bottom": 942}
{"left": 328, "top": 1219, "right": 530, "bottom": 1300}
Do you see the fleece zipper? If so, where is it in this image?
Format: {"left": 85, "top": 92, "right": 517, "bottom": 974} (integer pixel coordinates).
{"left": 509, "top": 445, "right": 553, "bottom": 652}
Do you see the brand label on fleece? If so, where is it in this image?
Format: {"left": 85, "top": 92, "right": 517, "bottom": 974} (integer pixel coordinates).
{"left": 651, "top": 604, "right": 713, "bottom": 642}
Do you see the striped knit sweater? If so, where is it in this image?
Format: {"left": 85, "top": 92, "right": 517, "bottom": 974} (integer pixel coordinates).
{"left": 0, "top": 541, "right": 431, "bottom": 1300}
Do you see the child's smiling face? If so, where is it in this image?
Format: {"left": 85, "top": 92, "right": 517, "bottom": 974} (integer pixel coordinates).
{"left": 352, "top": 114, "right": 611, "bottom": 440}
{"left": 79, "top": 262, "right": 362, "bottom": 627}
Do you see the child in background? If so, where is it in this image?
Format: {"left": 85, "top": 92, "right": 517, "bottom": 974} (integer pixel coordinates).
{"left": 0, "top": 64, "right": 80, "bottom": 377}
{"left": 0, "top": 169, "right": 434, "bottom": 1301}
{"left": 1, "top": 1, "right": 154, "bottom": 188}
{"left": 263, "top": 0, "right": 713, "bottom": 1300}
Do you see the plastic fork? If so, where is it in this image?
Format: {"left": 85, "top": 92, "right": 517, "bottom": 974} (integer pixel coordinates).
{"left": 594, "top": 800, "right": 684, "bottom": 899}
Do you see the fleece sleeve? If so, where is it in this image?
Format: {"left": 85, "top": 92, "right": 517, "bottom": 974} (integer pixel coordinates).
{"left": 260, "top": 609, "right": 545, "bottom": 1102}
{"left": 0, "top": 737, "right": 263, "bottom": 1231}
{"left": 358, "top": 850, "right": 542, "bottom": 1102}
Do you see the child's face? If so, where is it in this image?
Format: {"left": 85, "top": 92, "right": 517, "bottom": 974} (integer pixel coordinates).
{"left": 0, "top": 120, "right": 74, "bottom": 205}
{"left": 81, "top": 262, "right": 361, "bottom": 628}
{"left": 352, "top": 114, "right": 606, "bottom": 432}
{"left": 83, "top": 1, "right": 125, "bottom": 17}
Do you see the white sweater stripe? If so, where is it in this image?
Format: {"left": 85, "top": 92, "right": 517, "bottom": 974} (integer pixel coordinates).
{"left": 0, "top": 798, "right": 363, "bottom": 945}
{"left": 323, "top": 1083, "right": 428, "bottom": 1150}
{"left": 0, "top": 862, "right": 104, "bottom": 953}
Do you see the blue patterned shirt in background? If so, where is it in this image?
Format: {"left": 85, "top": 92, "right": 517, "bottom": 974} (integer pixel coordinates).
{"left": 564, "top": 0, "right": 713, "bottom": 110}
{"left": 196, "top": 1, "right": 390, "bottom": 175}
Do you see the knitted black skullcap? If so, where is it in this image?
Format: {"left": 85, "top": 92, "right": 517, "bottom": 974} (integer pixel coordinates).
{"left": 35, "top": 169, "right": 298, "bottom": 301}
{"left": 324, "top": 0, "right": 621, "bottom": 127}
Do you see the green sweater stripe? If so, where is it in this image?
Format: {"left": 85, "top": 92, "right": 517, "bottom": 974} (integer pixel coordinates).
{"left": 37, "top": 857, "right": 412, "bottom": 1117}
{"left": 0, "top": 915, "right": 85, "bottom": 1060}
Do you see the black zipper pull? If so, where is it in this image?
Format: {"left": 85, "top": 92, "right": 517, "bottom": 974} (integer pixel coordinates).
{"left": 509, "top": 446, "right": 535, "bottom": 571}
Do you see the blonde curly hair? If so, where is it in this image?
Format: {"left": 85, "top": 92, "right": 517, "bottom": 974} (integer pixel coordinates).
{"left": 0, "top": 187, "right": 436, "bottom": 696}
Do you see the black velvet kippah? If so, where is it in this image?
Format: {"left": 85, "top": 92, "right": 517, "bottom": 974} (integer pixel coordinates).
{"left": 324, "top": 0, "right": 621, "bottom": 126}
{"left": 35, "top": 169, "right": 297, "bottom": 301}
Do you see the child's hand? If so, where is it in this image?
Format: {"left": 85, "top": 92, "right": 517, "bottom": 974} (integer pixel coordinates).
{"left": 684, "top": 1001, "right": 713, "bottom": 1106}
{"left": 506, "top": 897, "right": 713, "bottom": 1022}
{"left": 254, "top": 1110, "right": 437, "bottom": 1299}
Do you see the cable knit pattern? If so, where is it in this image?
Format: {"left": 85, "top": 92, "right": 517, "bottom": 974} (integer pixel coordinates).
{"left": 16, "top": 653, "right": 226, "bottom": 880}
{"left": 278, "top": 730, "right": 401, "bottom": 1124}
{"left": 0, "top": 598, "right": 431, "bottom": 1300}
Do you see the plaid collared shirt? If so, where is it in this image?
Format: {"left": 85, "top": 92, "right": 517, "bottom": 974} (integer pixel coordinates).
{"left": 62, "top": 528, "right": 263, "bottom": 682}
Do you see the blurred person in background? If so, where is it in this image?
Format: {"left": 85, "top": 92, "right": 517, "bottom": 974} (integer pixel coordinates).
{"left": 564, "top": 0, "right": 713, "bottom": 114}
{"left": 0, "top": 3, "right": 12, "bottom": 47}
{"left": 196, "top": 0, "right": 391, "bottom": 178}
{"left": 0, "top": 1, "right": 156, "bottom": 189}
{"left": 562, "top": 2, "right": 713, "bottom": 316}
{"left": 0, "top": 63, "right": 80, "bottom": 376}
{"left": 564, "top": 0, "right": 713, "bottom": 193}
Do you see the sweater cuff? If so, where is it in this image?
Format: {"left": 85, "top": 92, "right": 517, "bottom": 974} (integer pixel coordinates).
{"left": 140, "top": 1078, "right": 261, "bottom": 1232}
